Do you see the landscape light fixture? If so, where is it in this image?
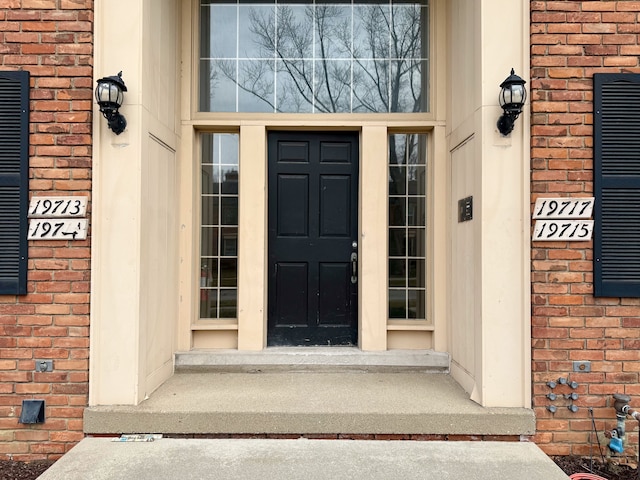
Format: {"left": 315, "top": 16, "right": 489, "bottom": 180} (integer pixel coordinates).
{"left": 497, "top": 68, "right": 527, "bottom": 136}
{"left": 95, "top": 71, "right": 127, "bottom": 135}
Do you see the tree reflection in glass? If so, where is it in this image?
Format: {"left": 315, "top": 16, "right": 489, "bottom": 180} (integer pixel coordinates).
{"left": 388, "top": 133, "right": 427, "bottom": 320}
{"left": 200, "top": 133, "right": 239, "bottom": 319}
{"left": 199, "top": 1, "right": 428, "bottom": 113}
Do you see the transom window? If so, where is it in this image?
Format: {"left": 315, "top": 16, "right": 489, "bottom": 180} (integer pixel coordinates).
{"left": 199, "top": 0, "right": 429, "bottom": 113}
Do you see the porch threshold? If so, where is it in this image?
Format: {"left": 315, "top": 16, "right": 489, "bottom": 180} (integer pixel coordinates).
{"left": 84, "top": 371, "right": 535, "bottom": 437}
{"left": 174, "top": 347, "right": 450, "bottom": 373}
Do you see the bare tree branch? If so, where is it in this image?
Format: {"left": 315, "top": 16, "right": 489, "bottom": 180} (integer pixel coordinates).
{"left": 205, "top": 2, "right": 426, "bottom": 114}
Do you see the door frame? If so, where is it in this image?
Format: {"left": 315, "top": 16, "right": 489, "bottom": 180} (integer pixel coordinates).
{"left": 189, "top": 125, "right": 434, "bottom": 353}
{"left": 180, "top": 0, "right": 449, "bottom": 353}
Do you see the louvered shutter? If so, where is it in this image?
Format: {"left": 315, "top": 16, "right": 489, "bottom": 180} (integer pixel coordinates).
{"left": 594, "top": 73, "right": 640, "bottom": 297}
{"left": 0, "top": 71, "right": 29, "bottom": 295}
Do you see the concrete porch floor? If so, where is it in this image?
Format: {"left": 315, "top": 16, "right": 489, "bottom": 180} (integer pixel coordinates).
{"left": 84, "top": 349, "right": 534, "bottom": 436}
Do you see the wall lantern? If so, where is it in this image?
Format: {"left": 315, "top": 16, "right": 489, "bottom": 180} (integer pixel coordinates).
{"left": 497, "top": 68, "right": 527, "bottom": 136}
{"left": 95, "top": 71, "right": 127, "bottom": 135}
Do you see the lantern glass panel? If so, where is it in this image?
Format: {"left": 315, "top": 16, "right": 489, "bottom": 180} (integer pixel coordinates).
{"left": 510, "top": 84, "right": 525, "bottom": 105}
{"left": 96, "top": 82, "right": 123, "bottom": 106}
{"left": 498, "top": 87, "right": 510, "bottom": 108}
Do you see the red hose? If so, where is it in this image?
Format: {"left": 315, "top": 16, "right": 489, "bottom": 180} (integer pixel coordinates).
{"left": 569, "top": 474, "right": 608, "bottom": 480}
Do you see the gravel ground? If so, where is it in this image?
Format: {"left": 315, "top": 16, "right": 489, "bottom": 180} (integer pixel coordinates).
{"left": 553, "top": 456, "right": 640, "bottom": 480}
{"left": 0, "top": 460, "right": 53, "bottom": 480}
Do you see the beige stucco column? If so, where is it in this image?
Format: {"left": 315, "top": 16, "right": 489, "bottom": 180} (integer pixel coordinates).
{"left": 477, "top": 0, "right": 531, "bottom": 408}
{"left": 90, "top": 0, "right": 180, "bottom": 405}
{"left": 447, "top": 0, "right": 531, "bottom": 408}
{"left": 360, "top": 126, "right": 388, "bottom": 351}
{"left": 237, "top": 126, "right": 267, "bottom": 350}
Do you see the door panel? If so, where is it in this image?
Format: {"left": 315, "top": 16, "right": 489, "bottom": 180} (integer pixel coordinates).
{"left": 320, "top": 142, "right": 352, "bottom": 163}
{"left": 320, "top": 176, "right": 351, "bottom": 237}
{"left": 277, "top": 175, "right": 309, "bottom": 237}
{"left": 275, "top": 263, "right": 308, "bottom": 326}
{"left": 319, "top": 263, "right": 351, "bottom": 325}
{"left": 268, "top": 131, "right": 359, "bottom": 346}
{"left": 278, "top": 141, "right": 308, "bottom": 162}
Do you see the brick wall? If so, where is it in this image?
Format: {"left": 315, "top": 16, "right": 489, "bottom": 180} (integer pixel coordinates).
{"left": 0, "top": 0, "right": 92, "bottom": 461}
{"left": 531, "top": 1, "right": 640, "bottom": 458}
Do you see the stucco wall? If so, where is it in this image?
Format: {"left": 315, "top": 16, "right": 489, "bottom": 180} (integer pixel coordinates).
{"left": 447, "top": 0, "right": 531, "bottom": 408}
{"left": 90, "top": 0, "right": 180, "bottom": 406}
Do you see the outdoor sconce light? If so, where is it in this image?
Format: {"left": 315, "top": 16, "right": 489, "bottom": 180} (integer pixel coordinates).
{"left": 497, "top": 68, "right": 527, "bottom": 136}
{"left": 95, "top": 71, "right": 127, "bottom": 135}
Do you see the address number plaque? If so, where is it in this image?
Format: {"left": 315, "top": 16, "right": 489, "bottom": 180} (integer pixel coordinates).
{"left": 27, "top": 196, "right": 88, "bottom": 241}
{"left": 532, "top": 197, "right": 594, "bottom": 242}
{"left": 28, "top": 196, "right": 87, "bottom": 218}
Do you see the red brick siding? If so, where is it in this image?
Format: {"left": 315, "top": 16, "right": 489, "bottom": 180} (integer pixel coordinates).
{"left": 0, "top": 0, "right": 92, "bottom": 461}
{"left": 531, "top": 1, "right": 640, "bottom": 458}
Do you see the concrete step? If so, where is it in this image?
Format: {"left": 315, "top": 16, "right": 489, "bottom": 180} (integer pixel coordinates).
{"left": 39, "top": 437, "right": 570, "bottom": 480}
{"left": 84, "top": 372, "right": 535, "bottom": 437}
{"left": 174, "top": 347, "right": 450, "bottom": 373}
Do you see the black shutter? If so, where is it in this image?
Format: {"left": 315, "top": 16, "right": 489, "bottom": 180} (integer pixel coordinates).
{"left": 594, "top": 73, "right": 640, "bottom": 297}
{"left": 0, "top": 71, "right": 29, "bottom": 295}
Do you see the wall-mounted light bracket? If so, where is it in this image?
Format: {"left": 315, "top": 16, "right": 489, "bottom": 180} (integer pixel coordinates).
{"left": 497, "top": 68, "right": 527, "bottom": 136}
{"left": 95, "top": 71, "right": 127, "bottom": 135}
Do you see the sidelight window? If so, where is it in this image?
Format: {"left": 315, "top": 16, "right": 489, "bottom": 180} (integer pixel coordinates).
{"left": 199, "top": 0, "right": 429, "bottom": 113}
{"left": 388, "top": 133, "right": 427, "bottom": 319}
{"left": 200, "top": 133, "right": 239, "bottom": 319}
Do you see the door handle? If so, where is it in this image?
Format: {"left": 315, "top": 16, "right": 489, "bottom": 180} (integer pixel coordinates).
{"left": 350, "top": 252, "right": 358, "bottom": 284}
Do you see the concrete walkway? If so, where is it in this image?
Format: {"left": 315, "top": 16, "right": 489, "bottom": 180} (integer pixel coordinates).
{"left": 38, "top": 437, "right": 569, "bottom": 480}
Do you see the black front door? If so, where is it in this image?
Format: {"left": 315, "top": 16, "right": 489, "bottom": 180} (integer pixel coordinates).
{"left": 268, "top": 131, "right": 359, "bottom": 346}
